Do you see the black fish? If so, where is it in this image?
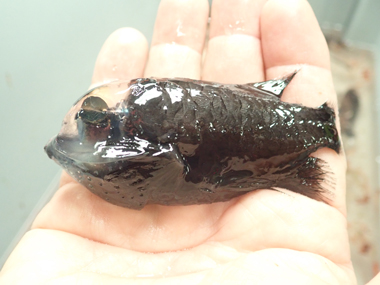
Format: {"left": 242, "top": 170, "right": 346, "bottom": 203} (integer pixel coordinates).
{"left": 45, "top": 72, "right": 340, "bottom": 209}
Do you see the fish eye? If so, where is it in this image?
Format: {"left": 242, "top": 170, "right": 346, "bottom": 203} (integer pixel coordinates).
{"left": 75, "top": 96, "right": 109, "bottom": 126}
{"left": 77, "top": 109, "right": 108, "bottom": 125}
{"left": 82, "top": 96, "right": 108, "bottom": 111}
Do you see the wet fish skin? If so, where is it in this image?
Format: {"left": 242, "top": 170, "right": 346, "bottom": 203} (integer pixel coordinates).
{"left": 45, "top": 73, "right": 340, "bottom": 209}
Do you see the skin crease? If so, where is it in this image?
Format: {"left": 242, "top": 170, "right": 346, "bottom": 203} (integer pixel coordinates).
{"left": 2, "top": 0, "right": 374, "bottom": 283}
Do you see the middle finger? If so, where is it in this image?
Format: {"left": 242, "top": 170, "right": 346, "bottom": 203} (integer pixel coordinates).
{"left": 202, "top": 0, "right": 266, "bottom": 84}
{"left": 144, "top": 0, "right": 209, "bottom": 79}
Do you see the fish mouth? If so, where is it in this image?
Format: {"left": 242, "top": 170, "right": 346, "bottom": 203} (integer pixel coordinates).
{"left": 44, "top": 136, "right": 79, "bottom": 168}
{"left": 44, "top": 135, "right": 162, "bottom": 166}
{"left": 44, "top": 135, "right": 103, "bottom": 166}
{"left": 44, "top": 139, "right": 54, "bottom": 159}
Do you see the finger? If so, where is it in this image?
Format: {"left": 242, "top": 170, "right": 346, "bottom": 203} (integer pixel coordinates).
{"left": 202, "top": 0, "right": 267, "bottom": 84}
{"left": 144, "top": 0, "right": 209, "bottom": 79}
{"left": 261, "top": 0, "right": 346, "bottom": 214}
{"left": 91, "top": 27, "right": 148, "bottom": 86}
{"left": 59, "top": 171, "right": 75, "bottom": 188}
{"left": 261, "top": 0, "right": 333, "bottom": 106}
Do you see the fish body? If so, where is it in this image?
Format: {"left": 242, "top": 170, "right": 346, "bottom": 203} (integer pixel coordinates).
{"left": 45, "top": 73, "right": 340, "bottom": 209}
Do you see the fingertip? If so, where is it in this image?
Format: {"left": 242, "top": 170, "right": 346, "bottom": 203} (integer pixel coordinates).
{"left": 209, "top": 0, "right": 265, "bottom": 39}
{"left": 92, "top": 27, "right": 149, "bottom": 85}
{"left": 144, "top": 0, "right": 209, "bottom": 79}
{"left": 112, "top": 27, "right": 148, "bottom": 46}
{"left": 202, "top": 0, "right": 266, "bottom": 83}
{"left": 145, "top": 0, "right": 209, "bottom": 79}
{"left": 261, "top": 0, "right": 330, "bottom": 70}
{"left": 151, "top": 0, "right": 209, "bottom": 52}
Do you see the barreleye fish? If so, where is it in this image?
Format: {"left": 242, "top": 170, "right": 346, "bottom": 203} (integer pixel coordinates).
{"left": 45, "top": 72, "right": 340, "bottom": 210}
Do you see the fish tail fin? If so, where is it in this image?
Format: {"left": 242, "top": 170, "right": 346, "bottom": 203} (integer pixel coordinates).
{"left": 273, "top": 157, "right": 333, "bottom": 203}
{"left": 316, "top": 102, "right": 341, "bottom": 153}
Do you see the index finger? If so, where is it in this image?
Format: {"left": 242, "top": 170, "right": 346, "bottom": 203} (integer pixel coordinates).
{"left": 202, "top": 0, "right": 267, "bottom": 83}
{"left": 91, "top": 28, "right": 148, "bottom": 85}
{"left": 144, "top": 0, "right": 209, "bottom": 79}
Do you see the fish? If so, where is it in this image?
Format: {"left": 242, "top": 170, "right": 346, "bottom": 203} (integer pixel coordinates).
{"left": 45, "top": 72, "right": 340, "bottom": 210}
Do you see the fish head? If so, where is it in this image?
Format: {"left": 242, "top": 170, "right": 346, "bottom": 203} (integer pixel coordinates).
{"left": 45, "top": 79, "right": 183, "bottom": 209}
{"left": 44, "top": 80, "right": 154, "bottom": 175}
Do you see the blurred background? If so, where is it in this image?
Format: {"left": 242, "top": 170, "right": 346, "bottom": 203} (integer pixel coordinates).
{"left": 0, "top": 0, "right": 379, "bottom": 283}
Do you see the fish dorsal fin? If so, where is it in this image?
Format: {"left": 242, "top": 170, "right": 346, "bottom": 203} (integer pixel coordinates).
{"left": 235, "top": 70, "right": 298, "bottom": 100}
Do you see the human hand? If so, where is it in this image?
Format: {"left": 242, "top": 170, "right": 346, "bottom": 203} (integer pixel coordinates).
{"left": 0, "top": 0, "right": 357, "bottom": 283}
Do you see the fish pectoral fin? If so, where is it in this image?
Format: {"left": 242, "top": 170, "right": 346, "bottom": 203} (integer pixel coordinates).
{"left": 236, "top": 70, "right": 299, "bottom": 100}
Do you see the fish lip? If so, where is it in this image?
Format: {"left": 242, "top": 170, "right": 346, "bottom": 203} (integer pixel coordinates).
{"left": 44, "top": 136, "right": 92, "bottom": 165}
{"left": 44, "top": 138, "right": 53, "bottom": 159}
{"left": 44, "top": 136, "right": 74, "bottom": 165}
{"left": 44, "top": 135, "right": 150, "bottom": 165}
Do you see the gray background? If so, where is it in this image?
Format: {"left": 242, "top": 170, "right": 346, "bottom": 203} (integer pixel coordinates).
{"left": 1, "top": 0, "right": 379, "bottom": 265}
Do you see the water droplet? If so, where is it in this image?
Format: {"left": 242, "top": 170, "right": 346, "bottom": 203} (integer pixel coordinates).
{"left": 200, "top": 188, "right": 214, "bottom": 193}
{"left": 94, "top": 171, "right": 99, "bottom": 175}
{"left": 88, "top": 184, "right": 93, "bottom": 189}
{"left": 114, "top": 185, "right": 120, "bottom": 189}
{"left": 87, "top": 176, "right": 92, "bottom": 181}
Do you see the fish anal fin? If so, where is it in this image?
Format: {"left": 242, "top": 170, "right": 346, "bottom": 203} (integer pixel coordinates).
{"left": 273, "top": 156, "right": 333, "bottom": 203}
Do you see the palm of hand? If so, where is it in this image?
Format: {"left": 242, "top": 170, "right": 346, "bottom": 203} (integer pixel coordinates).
{"left": 0, "top": 0, "right": 356, "bottom": 284}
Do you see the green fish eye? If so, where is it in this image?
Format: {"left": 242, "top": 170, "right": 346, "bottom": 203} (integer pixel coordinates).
{"left": 82, "top": 96, "right": 108, "bottom": 111}
{"left": 76, "top": 96, "right": 109, "bottom": 125}
{"left": 77, "top": 109, "right": 108, "bottom": 125}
